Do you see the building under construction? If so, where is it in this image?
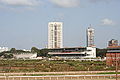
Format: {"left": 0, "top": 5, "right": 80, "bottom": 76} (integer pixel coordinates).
{"left": 86, "top": 26, "right": 95, "bottom": 47}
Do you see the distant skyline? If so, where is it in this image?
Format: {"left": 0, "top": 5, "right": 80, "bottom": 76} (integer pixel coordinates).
{"left": 0, "top": 0, "right": 120, "bottom": 49}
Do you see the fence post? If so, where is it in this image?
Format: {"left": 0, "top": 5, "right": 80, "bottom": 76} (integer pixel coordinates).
{"left": 12, "top": 77, "right": 14, "bottom": 80}
{"left": 91, "top": 76, "right": 92, "bottom": 79}
{"left": 97, "top": 76, "right": 99, "bottom": 79}
{"left": 42, "top": 77, "right": 44, "bottom": 80}
{"left": 7, "top": 76, "right": 9, "bottom": 80}
{"left": 104, "top": 75, "right": 105, "bottom": 79}
{"left": 5, "top": 76, "right": 6, "bottom": 80}
{"left": 28, "top": 77, "right": 29, "bottom": 80}
{"left": 63, "top": 76, "right": 65, "bottom": 80}
{"left": 57, "top": 77, "right": 58, "bottom": 80}
{"left": 110, "top": 75, "right": 112, "bottom": 79}
{"left": 77, "top": 76, "right": 79, "bottom": 79}
{"left": 50, "top": 77, "right": 51, "bottom": 80}
{"left": 34, "top": 77, "right": 36, "bottom": 80}
{"left": 70, "top": 76, "right": 72, "bottom": 79}
{"left": 84, "top": 76, "right": 86, "bottom": 79}
{"left": 20, "top": 77, "right": 21, "bottom": 80}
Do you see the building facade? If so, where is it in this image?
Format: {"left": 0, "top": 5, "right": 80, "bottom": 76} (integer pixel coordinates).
{"left": 87, "top": 27, "right": 95, "bottom": 47}
{"left": 48, "top": 22, "right": 63, "bottom": 49}
{"left": 13, "top": 53, "right": 37, "bottom": 59}
{"left": 106, "top": 46, "right": 120, "bottom": 66}
{"left": 48, "top": 47, "right": 96, "bottom": 59}
{"left": 106, "top": 39, "right": 120, "bottom": 66}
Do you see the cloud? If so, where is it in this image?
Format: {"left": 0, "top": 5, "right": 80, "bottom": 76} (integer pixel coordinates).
{"left": 0, "top": 0, "right": 41, "bottom": 7}
{"left": 50, "top": 0, "right": 80, "bottom": 8}
{"left": 101, "top": 18, "right": 115, "bottom": 26}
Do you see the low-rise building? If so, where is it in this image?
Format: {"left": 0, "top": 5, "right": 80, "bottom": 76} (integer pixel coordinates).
{"left": 106, "top": 46, "right": 120, "bottom": 66}
{"left": 13, "top": 53, "right": 37, "bottom": 59}
{"left": 0, "top": 47, "right": 8, "bottom": 52}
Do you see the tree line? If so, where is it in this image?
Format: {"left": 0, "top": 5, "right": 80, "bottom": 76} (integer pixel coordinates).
{"left": 0, "top": 47, "right": 49, "bottom": 59}
{"left": 0, "top": 47, "right": 107, "bottom": 59}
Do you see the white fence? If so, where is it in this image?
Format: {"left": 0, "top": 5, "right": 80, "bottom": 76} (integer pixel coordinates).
{"left": 0, "top": 75, "right": 119, "bottom": 80}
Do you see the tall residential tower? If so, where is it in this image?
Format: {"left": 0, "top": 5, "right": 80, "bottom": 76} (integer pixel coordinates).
{"left": 48, "top": 22, "right": 63, "bottom": 49}
{"left": 87, "top": 26, "right": 95, "bottom": 47}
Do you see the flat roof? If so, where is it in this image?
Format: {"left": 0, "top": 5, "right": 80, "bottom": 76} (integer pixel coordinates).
{"left": 48, "top": 52, "right": 85, "bottom": 55}
{"left": 107, "top": 46, "right": 120, "bottom": 49}
{"left": 107, "top": 50, "right": 120, "bottom": 53}
{"left": 49, "top": 47, "right": 86, "bottom": 50}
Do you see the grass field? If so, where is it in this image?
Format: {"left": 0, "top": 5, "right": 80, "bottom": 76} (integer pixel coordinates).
{"left": 0, "top": 59, "right": 118, "bottom": 73}
{"left": 0, "top": 59, "right": 119, "bottom": 80}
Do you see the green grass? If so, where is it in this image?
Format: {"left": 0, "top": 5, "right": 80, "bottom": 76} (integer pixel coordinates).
{"left": 0, "top": 60, "right": 119, "bottom": 72}
{"left": 29, "top": 74, "right": 65, "bottom": 76}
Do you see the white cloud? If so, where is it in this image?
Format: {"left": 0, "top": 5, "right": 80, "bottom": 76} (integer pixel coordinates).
{"left": 0, "top": 0, "right": 41, "bottom": 6}
{"left": 101, "top": 18, "right": 115, "bottom": 26}
{"left": 50, "top": 0, "right": 80, "bottom": 8}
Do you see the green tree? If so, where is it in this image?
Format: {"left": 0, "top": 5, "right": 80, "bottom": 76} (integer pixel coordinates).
{"left": 4, "top": 53, "right": 13, "bottom": 58}
{"left": 0, "top": 52, "right": 4, "bottom": 57}
{"left": 96, "top": 48, "right": 107, "bottom": 58}
{"left": 38, "top": 49, "right": 49, "bottom": 57}
{"left": 31, "top": 47, "right": 49, "bottom": 57}
{"left": 10, "top": 48, "right": 16, "bottom": 53}
{"left": 0, "top": 51, "right": 11, "bottom": 57}
{"left": 31, "top": 47, "right": 39, "bottom": 53}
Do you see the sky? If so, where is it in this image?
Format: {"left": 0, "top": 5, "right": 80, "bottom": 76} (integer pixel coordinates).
{"left": 0, "top": 0, "right": 120, "bottom": 50}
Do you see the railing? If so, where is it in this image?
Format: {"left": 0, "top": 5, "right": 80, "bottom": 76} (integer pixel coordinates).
{"left": 0, "top": 71, "right": 120, "bottom": 76}
{"left": 0, "top": 74, "right": 120, "bottom": 80}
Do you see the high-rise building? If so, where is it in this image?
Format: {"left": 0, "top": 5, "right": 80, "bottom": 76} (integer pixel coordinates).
{"left": 86, "top": 26, "right": 95, "bottom": 47}
{"left": 48, "top": 22, "right": 63, "bottom": 49}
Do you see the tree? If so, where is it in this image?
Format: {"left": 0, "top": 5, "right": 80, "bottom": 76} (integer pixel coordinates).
{"left": 10, "top": 48, "right": 16, "bottom": 53}
{"left": 31, "top": 47, "right": 39, "bottom": 53}
{"left": 0, "top": 51, "right": 11, "bottom": 57}
{"left": 0, "top": 52, "right": 4, "bottom": 57}
{"left": 38, "top": 49, "right": 49, "bottom": 57}
{"left": 96, "top": 48, "right": 107, "bottom": 58}
{"left": 4, "top": 53, "right": 13, "bottom": 58}
{"left": 31, "top": 47, "right": 49, "bottom": 57}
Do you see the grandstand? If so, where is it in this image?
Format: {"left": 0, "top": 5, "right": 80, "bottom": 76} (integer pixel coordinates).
{"left": 48, "top": 47, "right": 96, "bottom": 59}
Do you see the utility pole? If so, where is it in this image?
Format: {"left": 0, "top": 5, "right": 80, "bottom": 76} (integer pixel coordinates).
{"left": 115, "top": 53, "right": 118, "bottom": 80}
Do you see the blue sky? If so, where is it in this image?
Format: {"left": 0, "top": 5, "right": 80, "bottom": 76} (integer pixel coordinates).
{"left": 0, "top": 0, "right": 120, "bottom": 49}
